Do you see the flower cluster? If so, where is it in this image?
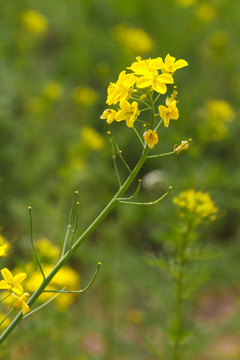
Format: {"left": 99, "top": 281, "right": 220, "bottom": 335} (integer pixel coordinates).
{"left": 173, "top": 189, "right": 218, "bottom": 225}
{"left": 0, "top": 268, "right": 30, "bottom": 315}
{"left": 101, "top": 54, "right": 188, "bottom": 149}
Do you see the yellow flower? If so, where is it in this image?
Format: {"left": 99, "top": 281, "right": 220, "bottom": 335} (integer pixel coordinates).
{"left": 178, "top": 0, "right": 197, "bottom": 7}
{"left": 0, "top": 268, "right": 27, "bottom": 295}
{"left": 25, "top": 264, "right": 80, "bottom": 310}
{"left": 143, "top": 129, "right": 158, "bottom": 149}
{"left": 173, "top": 189, "right": 218, "bottom": 224}
{"left": 73, "top": 86, "right": 98, "bottom": 106}
{"left": 100, "top": 109, "right": 117, "bottom": 124}
{"left": 158, "top": 100, "right": 179, "bottom": 127}
{"left": 128, "top": 56, "right": 164, "bottom": 75}
{"left": 115, "top": 25, "right": 154, "bottom": 54}
{"left": 43, "top": 81, "right": 64, "bottom": 100}
{"left": 136, "top": 71, "right": 174, "bottom": 94}
{"left": 195, "top": 4, "right": 216, "bottom": 23}
{"left": 21, "top": 10, "right": 48, "bottom": 35}
{"left": 161, "top": 54, "right": 188, "bottom": 75}
{"left": 115, "top": 100, "right": 139, "bottom": 128}
{"left": 199, "top": 99, "right": 235, "bottom": 141}
{"left": 0, "top": 234, "right": 11, "bottom": 257}
{"left": 106, "top": 71, "right": 136, "bottom": 105}
{"left": 13, "top": 293, "right": 30, "bottom": 315}
{"left": 35, "top": 238, "right": 60, "bottom": 260}
{"left": 81, "top": 127, "right": 104, "bottom": 150}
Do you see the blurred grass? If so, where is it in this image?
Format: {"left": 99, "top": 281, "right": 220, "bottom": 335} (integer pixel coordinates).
{"left": 0, "top": 0, "right": 240, "bottom": 358}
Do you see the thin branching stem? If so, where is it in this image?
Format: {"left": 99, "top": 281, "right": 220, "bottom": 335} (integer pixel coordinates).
{"left": 0, "top": 292, "right": 11, "bottom": 303}
{"left": 0, "top": 308, "right": 14, "bottom": 327}
{"left": 111, "top": 135, "right": 132, "bottom": 173}
{"left": 108, "top": 132, "right": 121, "bottom": 187}
{"left": 43, "top": 262, "right": 101, "bottom": 294}
{"left": 28, "top": 207, "right": 45, "bottom": 279}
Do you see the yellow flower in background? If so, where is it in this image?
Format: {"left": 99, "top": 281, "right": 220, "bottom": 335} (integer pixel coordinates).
{"left": 81, "top": 127, "right": 105, "bottom": 150}
{"left": 178, "top": 0, "right": 197, "bottom": 6}
{"left": 173, "top": 189, "right": 218, "bottom": 224}
{"left": 106, "top": 71, "right": 136, "bottom": 105}
{"left": 101, "top": 109, "right": 117, "bottom": 124}
{"left": 199, "top": 99, "right": 235, "bottom": 141}
{"left": 0, "top": 268, "right": 27, "bottom": 295}
{"left": 21, "top": 10, "right": 48, "bottom": 34}
{"left": 158, "top": 100, "right": 179, "bottom": 127}
{"left": 115, "top": 100, "right": 139, "bottom": 128}
{"left": 115, "top": 24, "right": 154, "bottom": 54}
{"left": 73, "top": 86, "right": 98, "bottom": 106}
{"left": 43, "top": 81, "right": 64, "bottom": 100}
{"left": 161, "top": 54, "right": 188, "bottom": 75}
{"left": 25, "top": 264, "right": 80, "bottom": 310}
{"left": 13, "top": 293, "right": 30, "bottom": 315}
{"left": 0, "top": 234, "right": 11, "bottom": 257}
{"left": 0, "top": 313, "right": 10, "bottom": 329}
{"left": 143, "top": 130, "right": 158, "bottom": 149}
{"left": 35, "top": 238, "right": 60, "bottom": 260}
{"left": 195, "top": 4, "right": 216, "bottom": 23}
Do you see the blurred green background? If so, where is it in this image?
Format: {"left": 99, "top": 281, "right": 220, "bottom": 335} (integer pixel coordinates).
{"left": 0, "top": 0, "right": 240, "bottom": 359}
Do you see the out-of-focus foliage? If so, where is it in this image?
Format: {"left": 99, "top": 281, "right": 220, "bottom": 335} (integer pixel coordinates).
{"left": 0, "top": 0, "right": 240, "bottom": 358}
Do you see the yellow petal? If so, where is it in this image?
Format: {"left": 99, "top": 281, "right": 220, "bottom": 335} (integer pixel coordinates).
{"left": 12, "top": 283, "right": 24, "bottom": 296}
{"left": 136, "top": 76, "right": 153, "bottom": 88}
{"left": 157, "top": 73, "right": 174, "bottom": 84}
{"left": 1, "top": 268, "right": 14, "bottom": 282}
{"left": 158, "top": 105, "right": 167, "bottom": 119}
{"left": 0, "top": 280, "right": 11, "bottom": 289}
{"left": 172, "top": 59, "right": 188, "bottom": 70}
{"left": 13, "top": 272, "right": 27, "bottom": 284}
{"left": 165, "top": 54, "right": 175, "bottom": 68}
{"left": 22, "top": 302, "right": 29, "bottom": 315}
{"left": 152, "top": 81, "right": 167, "bottom": 94}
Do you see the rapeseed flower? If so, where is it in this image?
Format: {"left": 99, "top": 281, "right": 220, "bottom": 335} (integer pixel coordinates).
{"left": 199, "top": 99, "right": 235, "bottom": 141}
{"left": 143, "top": 130, "right": 158, "bottom": 149}
{"left": 115, "top": 100, "right": 139, "bottom": 128}
{"left": 106, "top": 71, "right": 136, "bottom": 105}
{"left": 35, "top": 238, "right": 60, "bottom": 260}
{"left": 73, "top": 86, "right": 98, "bottom": 106}
{"left": 128, "top": 56, "right": 164, "bottom": 75}
{"left": 0, "top": 268, "right": 27, "bottom": 296}
{"left": 136, "top": 71, "right": 174, "bottom": 94}
{"left": 81, "top": 127, "right": 104, "bottom": 150}
{"left": 21, "top": 10, "right": 48, "bottom": 34}
{"left": 43, "top": 81, "right": 64, "bottom": 100}
{"left": 0, "top": 234, "right": 11, "bottom": 257}
{"left": 158, "top": 100, "right": 179, "bottom": 127}
{"left": 173, "top": 189, "right": 218, "bottom": 224}
{"left": 161, "top": 54, "right": 188, "bottom": 75}
{"left": 100, "top": 109, "right": 117, "bottom": 124}
{"left": 13, "top": 293, "right": 30, "bottom": 315}
{"left": 115, "top": 25, "right": 154, "bottom": 54}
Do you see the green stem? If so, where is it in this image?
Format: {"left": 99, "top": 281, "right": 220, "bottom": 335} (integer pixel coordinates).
{"left": 0, "top": 145, "right": 149, "bottom": 344}
{"left": 172, "top": 227, "right": 190, "bottom": 360}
